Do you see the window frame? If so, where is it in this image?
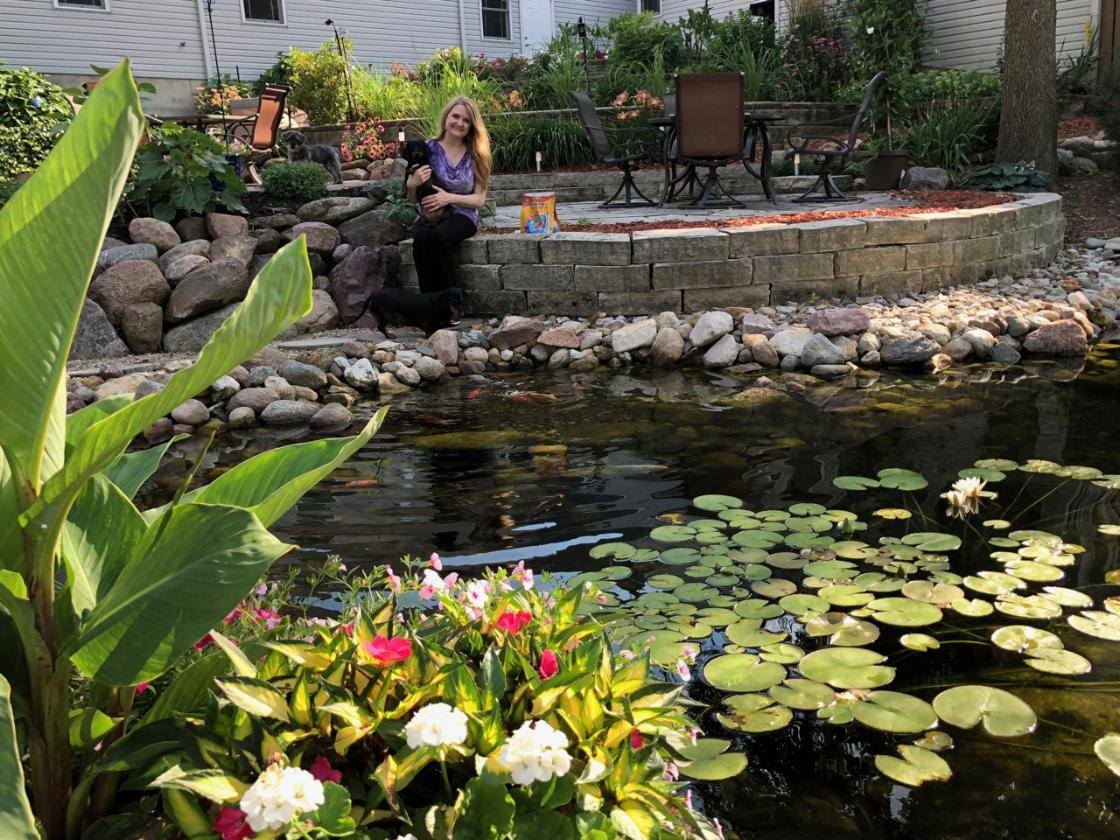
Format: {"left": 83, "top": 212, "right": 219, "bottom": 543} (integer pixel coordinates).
{"left": 480, "top": 0, "right": 511, "bottom": 41}
{"left": 240, "top": 0, "right": 287, "bottom": 26}
{"left": 53, "top": 0, "right": 109, "bottom": 11}
{"left": 637, "top": 0, "right": 660, "bottom": 13}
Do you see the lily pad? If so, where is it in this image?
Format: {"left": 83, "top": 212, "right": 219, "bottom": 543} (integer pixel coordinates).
{"left": 798, "top": 647, "right": 895, "bottom": 690}
{"left": 651, "top": 525, "right": 697, "bottom": 543}
{"left": 1068, "top": 611, "right": 1120, "bottom": 641}
{"left": 975, "top": 458, "right": 1018, "bottom": 471}
{"left": 874, "top": 508, "right": 913, "bottom": 520}
{"left": 1004, "top": 560, "right": 1064, "bottom": 582}
{"left": 877, "top": 468, "right": 929, "bottom": 491}
{"left": 648, "top": 573, "right": 685, "bottom": 590}
{"left": 590, "top": 542, "right": 636, "bottom": 560}
{"left": 820, "top": 585, "right": 876, "bottom": 608}
{"left": 1019, "top": 459, "right": 1062, "bottom": 474}
{"left": 874, "top": 745, "right": 952, "bottom": 787}
{"left": 991, "top": 625, "right": 1063, "bottom": 653}
{"left": 1094, "top": 734, "right": 1120, "bottom": 778}
{"left": 766, "top": 551, "right": 807, "bottom": 570}
{"left": 1023, "top": 647, "right": 1091, "bottom": 675}
{"left": 901, "top": 532, "right": 962, "bottom": 552}
{"left": 852, "top": 691, "right": 938, "bottom": 734}
{"left": 780, "top": 593, "right": 829, "bottom": 616}
{"left": 1040, "top": 587, "right": 1093, "bottom": 609}
{"left": 734, "top": 530, "right": 785, "bottom": 549}
{"left": 759, "top": 643, "right": 805, "bottom": 665}
{"left": 693, "top": 494, "right": 743, "bottom": 512}
{"left": 718, "top": 694, "right": 793, "bottom": 733}
{"left": 932, "top": 685, "right": 1037, "bottom": 737}
{"left": 867, "top": 598, "right": 943, "bottom": 628}
{"left": 704, "top": 654, "right": 787, "bottom": 692}
{"left": 1099, "top": 525, "right": 1120, "bottom": 536}
{"left": 733, "top": 599, "right": 783, "bottom": 620}
{"left": 834, "top": 475, "right": 880, "bottom": 491}
{"left": 959, "top": 467, "right": 1006, "bottom": 482}
{"left": 912, "top": 731, "right": 954, "bottom": 752}
{"left": 902, "top": 581, "right": 965, "bottom": 606}
{"left": 769, "top": 679, "right": 836, "bottom": 711}
{"left": 995, "top": 593, "right": 1063, "bottom": 620}
{"left": 901, "top": 633, "right": 941, "bottom": 652}
{"left": 751, "top": 579, "right": 797, "bottom": 599}
{"left": 678, "top": 752, "right": 749, "bottom": 780}
{"left": 675, "top": 738, "right": 731, "bottom": 761}
{"left": 725, "top": 621, "right": 788, "bottom": 648}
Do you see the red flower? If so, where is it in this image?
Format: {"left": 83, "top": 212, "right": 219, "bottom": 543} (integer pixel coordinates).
{"left": 213, "top": 807, "right": 253, "bottom": 840}
{"left": 495, "top": 610, "right": 532, "bottom": 634}
{"left": 308, "top": 755, "right": 343, "bottom": 784}
{"left": 363, "top": 635, "right": 412, "bottom": 666}
{"left": 538, "top": 649, "right": 559, "bottom": 680}
{"left": 630, "top": 728, "right": 644, "bottom": 749}
{"left": 135, "top": 681, "right": 151, "bottom": 694}
{"left": 193, "top": 633, "right": 214, "bottom": 652}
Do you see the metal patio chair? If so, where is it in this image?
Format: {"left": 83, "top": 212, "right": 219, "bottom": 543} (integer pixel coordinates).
{"left": 668, "top": 72, "right": 746, "bottom": 209}
{"left": 226, "top": 84, "right": 291, "bottom": 184}
{"left": 570, "top": 90, "right": 659, "bottom": 208}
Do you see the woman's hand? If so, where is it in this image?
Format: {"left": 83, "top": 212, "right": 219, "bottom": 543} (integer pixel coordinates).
{"left": 421, "top": 186, "right": 453, "bottom": 214}
{"left": 406, "top": 165, "right": 432, "bottom": 190}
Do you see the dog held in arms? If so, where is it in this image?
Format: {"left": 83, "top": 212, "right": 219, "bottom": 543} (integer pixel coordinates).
{"left": 283, "top": 130, "right": 343, "bottom": 184}
{"left": 366, "top": 287, "right": 465, "bottom": 336}
{"left": 400, "top": 139, "right": 453, "bottom": 223}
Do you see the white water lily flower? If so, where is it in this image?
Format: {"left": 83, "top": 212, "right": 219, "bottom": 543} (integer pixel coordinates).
{"left": 240, "top": 765, "right": 325, "bottom": 832}
{"left": 405, "top": 702, "right": 470, "bottom": 749}
{"left": 498, "top": 720, "right": 572, "bottom": 785}
{"left": 951, "top": 476, "right": 987, "bottom": 500}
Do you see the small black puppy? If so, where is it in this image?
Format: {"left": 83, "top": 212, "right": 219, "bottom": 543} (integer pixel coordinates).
{"left": 400, "top": 139, "right": 452, "bottom": 222}
{"left": 283, "top": 130, "right": 343, "bottom": 184}
{"left": 367, "top": 287, "right": 465, "bottom": 335}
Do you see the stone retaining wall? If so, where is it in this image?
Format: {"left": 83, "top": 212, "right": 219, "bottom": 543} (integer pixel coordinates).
{"left": 398, "top": 194, "right": 1066, "bottom": 316}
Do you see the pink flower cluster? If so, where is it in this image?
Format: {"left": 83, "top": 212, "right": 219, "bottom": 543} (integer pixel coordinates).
{"left": 611, "top": 89, "right": 663, "bottom": 122}
{"left": 341, "top": 118, "right": 398, "bottom": 163}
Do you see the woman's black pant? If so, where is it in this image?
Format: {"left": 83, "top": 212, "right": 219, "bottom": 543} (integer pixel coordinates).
{"left": 410, "top": 214, "right": 477, "bottom": 294}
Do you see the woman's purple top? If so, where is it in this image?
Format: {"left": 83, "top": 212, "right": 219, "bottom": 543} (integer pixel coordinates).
{"left": 425, "top": 139, "right": 479, "bottom": 228}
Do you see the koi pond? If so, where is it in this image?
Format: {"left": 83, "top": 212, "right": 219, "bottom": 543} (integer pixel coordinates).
{"left": 189, "top": 344, "right": 1120, "bottom": 839}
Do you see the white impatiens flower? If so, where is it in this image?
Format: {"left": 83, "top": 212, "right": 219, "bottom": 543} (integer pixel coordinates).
{"left": 498, "top": 720, "right": 573, "bottom": 785}
{"left": 240, "top": 765, "right": 325, "bottom": 832}
{"left": 405, "top": 703, "right": 470, "bottom": 749}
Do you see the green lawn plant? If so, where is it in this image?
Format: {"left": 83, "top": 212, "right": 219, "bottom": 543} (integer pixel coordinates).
{"left": 0, "top": 62, "right": 386, "bottom": 839}
{"left": 261, "top": 161, "right": 331, "bottom": 202}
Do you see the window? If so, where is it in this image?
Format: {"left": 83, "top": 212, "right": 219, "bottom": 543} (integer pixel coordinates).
{"left": 481, "top": 0, "right": 510, "bottom": 39}
{"left": 639, "top": 0, "right": 660, "bottom": 12}
{"left": 55, "top": 0, "right": 107, "bottom": 8}
{"left": 750, "top": 1, "right": 775, "bottom": 21}
{"left": 243, "top": 0, "right": 284, "bottom": 23}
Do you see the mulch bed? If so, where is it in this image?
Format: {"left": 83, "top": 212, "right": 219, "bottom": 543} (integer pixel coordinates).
{"left": 1059, "top": 116, "right": 1100, "bottom": 139}
{"left": 1058, "top": 174, "right": 1120, "bottom": 242}
{"left": 487, "top": 190, "right": 1017, "bottom": 235}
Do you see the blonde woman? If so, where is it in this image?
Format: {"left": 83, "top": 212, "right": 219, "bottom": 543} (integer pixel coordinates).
{"left": 405, "top": 96, "right": 491, "bottom": 310}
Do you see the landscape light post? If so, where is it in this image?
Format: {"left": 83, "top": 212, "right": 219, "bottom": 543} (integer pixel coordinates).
{"left": 325, "top": 18, "right": 357, "bottom": 123}
{"left": 577, "top": 17, "right": 591, "bottom": 96}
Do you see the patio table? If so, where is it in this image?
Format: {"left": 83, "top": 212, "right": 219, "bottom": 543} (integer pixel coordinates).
{"left": 649, "top": 113, "right": 778, "bottom": 206}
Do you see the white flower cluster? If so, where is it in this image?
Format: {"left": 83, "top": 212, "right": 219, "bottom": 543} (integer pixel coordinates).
{"left": 942, "top": 476, "right": 994, "bottom": 518}
{"left": 240, "top": 765, "right": 325, "bottom": 832}
{"left": 499, "top": 720, "right": 572, "bottom": 785}
{"left": 405, "top": 702, "right": 470, "bottom": 749}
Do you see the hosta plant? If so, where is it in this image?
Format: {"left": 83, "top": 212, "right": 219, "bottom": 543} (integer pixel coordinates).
{"left": 150, "top": 561, "right": 740, "bottom": 839}
{"left": 0, "top": 62, "right": 383, "bottom": 839}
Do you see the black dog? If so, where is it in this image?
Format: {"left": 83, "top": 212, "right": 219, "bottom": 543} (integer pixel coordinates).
{"left": 283, "top": 130, "right": 343, "bottom": 184}
{"left": 367, "top": 287, "right": 465, "bottom": 335}
{"left": 400, "top": 139, "right": 452, "bottom": 223}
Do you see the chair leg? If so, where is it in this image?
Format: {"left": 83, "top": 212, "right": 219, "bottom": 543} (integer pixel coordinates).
{"left": 792, "top": 171, "right": 859, "bottom": 204}
{"left": 690, "top": 166, "right": 746, "bottom": 210}
{"left": 600, "top": 164, "right": 656, "bottom": 209}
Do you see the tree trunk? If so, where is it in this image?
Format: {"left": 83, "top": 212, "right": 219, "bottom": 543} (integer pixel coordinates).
{"left": 996, "top": 0, "right": 1058, "bottom": 178}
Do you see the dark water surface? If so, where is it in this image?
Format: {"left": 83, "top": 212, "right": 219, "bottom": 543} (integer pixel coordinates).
{"left": 212, "top": 345, "right": 1120, "bottom": 839}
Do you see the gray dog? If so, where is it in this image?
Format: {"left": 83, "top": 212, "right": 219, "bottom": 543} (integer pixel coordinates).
{"left": 283, "top": 130, "right": 343, "bottom": 183}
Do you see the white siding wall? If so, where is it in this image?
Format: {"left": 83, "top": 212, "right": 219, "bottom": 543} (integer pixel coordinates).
{"left": 555, "top": 0, "right": 631, "bottom": 30}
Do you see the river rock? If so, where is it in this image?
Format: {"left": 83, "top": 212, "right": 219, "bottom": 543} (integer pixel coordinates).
{"left": 227, "top": 406, "right": 256, "bottom": 429}
{"left": 227, "top": 387, "right": 276, "bottom": 414}
{"left": 537, "top": 327, "right": 582, "bottom": 349}
{"left": 429, "top": 329, "right": 460, "bottom": 364}
{"left": 310, "top": 402, "right": 353, "bottom": 431}
{"left": 287, "top": 221, "right": 341, "bottom": 254}
{"left": 128, "top": 217, "right": 180, "bottom": 253}
{"left": 206, "top": 212, "right": 248, "bottom": 239}
{"left": 769, "top": 328, "right": 813, "bottom": 357}
{"left": 209, "top": 234, "right": 258, "bottom": 266}
{"left": 339, "top": 209, "right": 407, "bottom": 248}
{"left": 162, "top": 303, "right": 239, "bottom": 352}
{"left": 89, "top": 260, "right": 170, "bottom": 325}
{"left": 297, "top": 196, "right": 376, "bottom": 225}
{"left": 943, "top": 336, "right": 972, "bottom": 361}
{"left": 811, "top": 364, "right": 852, "bottom": 379}
{"left": 649, "top": 327, "right": 684, "bottom": 366}
{"left": 962, "top": 328, "right": 996, "bottom": 358}
{"left": 415, "top": 355, "right": 446, "bottom": 381}
{"left": 121, "top": 302, "right": 164, "bottom": 353}
{"left": 857, "top": 332, "right": 880, "bottom": 354}
{"left": 394, "top": 365, "right": 422, "bottom": 386}
{"left": 211, "top": 374, "right": 240, "bottom": 400}
{"left": 174, "top": 216, "right": 207, "bottom": 242}
{"left": 171, "top": 399, "right": 209, "bottom": 426}
{"left": 251, "top": 213, "right": 301, "bottom": 231}
{"left": 991, "top": 342, "right": 1022, "bottom": 365}
{"left": 900, "top": 166, "right": 951, "bottom": 190}
{"left": 264, "top": 375, "right": 295, "bottom": 401}
{"left": 740, "top": 313, "right": 777, "bottom": 335}
{"left": 143, "top": 417, "right": 173, "bottom": 443}
{"left": 744, "top": 333, "right": 778, "bottom": 367}
{"left": 296, "top": 290, "right": 340, "bottom": 333}
{"left": 690, "top": 311, "right": 734, "bottom": 348}
{"left": 880, "top": 336, "right": 941, "bottom": 366}
{"left": 806, "top": 307, "right": 870, "bottom": 336}
{"left": 97, "top": 243, "right": 159, "bottom": 271}
{"left": 611, "top": 319, "right": 658, "bottom": 353}
{"left": 165, "top": 254, "right": 210, "bottom": 283}
{"left": 158, "top": 240, "right": 211, "bottom": 273}
{"left": 344, "top": 357, "right": 379, "bottom": 391}
{"left": 166, "top": 259, "right": 250, "bottom": 322}
{"left": 1022, "top": 319, "right": 1088, "bottom": 355}
{"left": 800, "top": 334, "right": 846, "bottom": 367}
{"left": 280, "top": 360, "right": 328, "bottom": 389}
{"left": 70, "top": 299, "right": 129, "bottom": 360}
{"left": 490, "top": 320, "right": 542, "bottom": 349}
{"left": 703, "top": 334, "right": 739, "bottom": 368}
{"left": 95, "top": 373, "right": 155, "bottom": 399}
{"left": 261, "top": 400, "right": 319, "bottom": 426}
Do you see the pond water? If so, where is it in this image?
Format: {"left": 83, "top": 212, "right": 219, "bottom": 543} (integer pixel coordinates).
{"left": 204, "top": 345, "right": 1120, "bottom": 838}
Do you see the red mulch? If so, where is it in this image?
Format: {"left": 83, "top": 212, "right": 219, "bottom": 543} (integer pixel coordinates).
{"left": 1059, "top": 174, "right": 1120, "bottom": 241}
{"left": 1058, "top": 116, "right": 1100, "bottom": 139}
{"left": 488, "top": 190, "right": 1018, "bottom": 235}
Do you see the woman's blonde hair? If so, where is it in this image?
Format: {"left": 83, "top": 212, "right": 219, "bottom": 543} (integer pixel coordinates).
{"left": 436, "top": 96, "right": 492, "bottom": 190}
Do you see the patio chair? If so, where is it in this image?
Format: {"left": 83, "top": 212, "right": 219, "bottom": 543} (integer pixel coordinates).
{"left": 785, "top": 71, "right": 888, "bottom": 203}
{"left": 225, "top": 84, "right": 291, "bottom": 184}
{"left": 670, "top": 72, "right": 746, "bottom": 209}
{"left": 569, "top": 91, "right": 658, "bottom": 208}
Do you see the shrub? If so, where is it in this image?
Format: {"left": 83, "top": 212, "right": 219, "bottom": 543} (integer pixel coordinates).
{"left": 194, "top": 75, "right": 252, "bottom": 114}
{"left": 354, "top": 68, "right": 421, "bottom": 122}
{"left": 1092, "top": 66, "right": 1120, "bottom": 173}
{"left": 959, "top": 161, "right": 1052, "bottom": 191}
{"left": 779, "top": 1, "right": 850, "bottom": 101}
{"left": 261, "top": 161, "right": 330, "bottom": 201}
{"left": 255, "top": 50, "right": 294, "bottom": 94}
{"left": 522, "top": 28, "right": 589, "bottom": 110}
{"left": 607, "top": 12, "right": 686, "bottom": 69}
{"left": 488, "top": 114, "right": 594, "bottom": 172}
{"left": 897, "top": 99, "right": 999, "bottom": 173}
{"left": 124, "top": 123, "right": 247, "bottom": 221}
{"left": 289, "top": 40, "right": 359, "bottom": 124}
{"left": 0, "top": 62, "right": 385, "bottom": 839}
{"left": 0, "top": 63, "right": 73, "bottom": 180}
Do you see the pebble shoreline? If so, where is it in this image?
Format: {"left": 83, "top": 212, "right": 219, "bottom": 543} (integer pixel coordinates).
{"left": 66, "top": 246, "right": 1119, "bottom": 443}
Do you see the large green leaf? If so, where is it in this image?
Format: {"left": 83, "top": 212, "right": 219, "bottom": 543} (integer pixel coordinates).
{"left": 162, "top": 409, "right": 386, "bottom": 527}
{"left": 104, "top": 435, "right": 185, "bottom": 500}
{"left": 61, "top": 473, "right": 146, "bottom": 617}
{"left": 0, "top": 448, "right": 21, "bottom": 574}
{"left": 65, "top": 397, "right": 132, "bottom": 448}
{"left": 0, "top": 64, "right": 144, "bottom": 491}
{"left": 0, "top": 675, "right": 37, "bottom": 838}
{"left": 141, "top": 652, "right": 230, "bottom": 725}
{"left": 25, "top": 237, "right": 314, "bottom": 532}
{"left": 69, "top": 503, "right": 290, "bottom": 685}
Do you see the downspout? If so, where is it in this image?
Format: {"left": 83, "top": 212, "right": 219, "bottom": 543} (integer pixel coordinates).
{"left": 196, "top": 0, "right": 215, "bottom": 80}
{"left": 457, "top": 0, "right": 468, "bottom": 52}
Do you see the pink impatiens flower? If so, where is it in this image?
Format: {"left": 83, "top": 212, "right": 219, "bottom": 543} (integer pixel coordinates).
{"left": 419, "top": 569, "right": 458, "bottom": 600}
{"left": 630, "top": 728, "right": 644, "bottom": 749}
{"left": 429, "top": 552, "right": 442, "bottom": 571}
{"left": 675, "top": 659, "right": 691, "bottom": 682}
{"left": 193, "top": 633, "right": 214, "bottom": 652}
{"left": 362, "top": 635, "right": 412, "bottom": 666}
{"left": 495, "top": 609, "right": 532, "bottom": 634}
{"left": 462, "top": 579, "right": 492, "bottom": 621}
{"left": 253, "top": 608, "right": 281, "bottom": 630}
{"left": 308, "top": 755, "right": 342, "bottom": 784}
{"left": 511, "top": 560, "right": 534, "bottom": 591}
{"left": 212, "top": 807, "right": 253, "bottom": 840}
{"left": 384, "top": 565, "right": 403, "bottom": 593}
{"left": 538, "top": 649, "right": 559, "bottom": 680}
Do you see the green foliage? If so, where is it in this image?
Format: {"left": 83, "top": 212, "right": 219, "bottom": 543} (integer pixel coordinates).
{"left": 384, "top": 185, "right": 418, "bottom": 230}
{"left": 288, "top": 40, "right": 355, "bottom": 124}
{"left": 847, "top": 0, "right": 924, "bottom": 79}
{"left": 0, "top": 62, "right": 384, "bottom": 838}
{"left": 1093, "top": 66, "right": 1120, "bottom": 174}
{"left": 194, "top": 75, "right": 252, "bottom": 115}
{"left": 255, "top": 51, "right": 294, "bottom": 95}
{"left": 1057, "top": 24, "right": 1099, "bottom": 96}
{"left": 607, "top": 12, "right": 686, "bottom": 69}
{"left": 488, "top": 114, "right": 593, "bottom": 173}
{"left": 0, "top": 180, "right": 20, "bottom": 211}
{"left": 0, "top": 63, "right": 73, "bottom": 181}
{"left": 411, "top": 66, "right": 503, "bottom": 140}
{"left": 261, "top": 161, "right": 330, "bottom": 202}
{"left": 779, "top": 1, "right": 850, "bottom": 101}
{"left": 124, "top": 123, "right": 247, "bottom": 222}
{"left": 522, "top": 34, "right": 588, "bottom": 110}
{"left": 897, "top": 99, "right": 999, "bottom": 173}
{"left": 959, "top": 161, "right": 1052, "bottom": 192}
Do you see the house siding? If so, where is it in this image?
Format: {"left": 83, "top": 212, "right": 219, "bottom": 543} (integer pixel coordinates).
{"left": 555, "top": 0, "right": 632, "bottom": 30}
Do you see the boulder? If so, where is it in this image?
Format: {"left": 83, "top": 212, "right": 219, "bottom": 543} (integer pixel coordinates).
{"left": 205, "top": 212, "right": 248, "bottom": 239}
{"left": 70, "top": 299, "right": 129, "bottom": 360}
{"left": 165, "top": 259, "right": 250, "bottom": 323}
{"left": 415, "top": 355, "right": 447, "bottom": 381}
{"left": 690, "top": 311, "right": 734, "bottom": 348}
{"left": 943, "top": 336, "right": 973, "bottom": 361}
{"left": 97, "top": 243, "right": 159, "bottom": 271}
{"left": 649, "top": 327, "right": 684, "bottom": 367}
{"left": 128, "top": 217, "right": 181, "bottom": 252}
{"left": 295, "top": 290, "right": 340, "bottom": 333}
{"left": 162, "top": 303, "right": 238, "bottom": 352}
{"left": 121, "top": 302, "right": 164, "bottom": 354}
{"left": 329, "top": 245, "right": 398, "bottom": 323}
{"left": 227, "top": 406, "right": 257, "bottom": 429}
{"left": 962, "top": 328, "right": 996, "bottom": 359}
{"left": 209, "top": 234, "right": 258, "bottom": 266}
{"left": 537, "top": 327, "right": 582, "bottom": 349}
{"left": 227, "top": 387, "right": 277, "bottom": 414}
{"left": 744, "top": 333, "right": 778, "bottom": 367}
{"left": 310, "top": 403, "right": 354, "bottom": 431}
{"left": 171, "top": 399, "right": 209, "bottom": 426}
{"left": 261, "top": 400, "right": 319, "bottom": 426}
{"left": 287, "top": 221, "right": 341, "bottom": 254}
{"left": 165, "top": 254, "right": 211, "bottom": 283}
{"left": 857, "top": 332, "right": 880, "bottom": 354}
{"left": 174, "top": 216, "right": 208, "bottom": 242}
{"left": 991, "top": 342, "right": 1022, "bottom": 365}
{"left": 339, "top": 209, "right": 407, "bottom": 248}
{"left": 88, "top": 260, "right": 170, "bottom": 325}
{"left": 740, "top": 313, "right": 777, "bottom": 335}
{"left": 280, "top": 360, "right": 328, "bottom": 390}
{"left": 880, "top": 336, "right": 941, "bottom": 366}
{"left": 769, "top": 328, "right": 813, "bottom": 357}
{"left": 250, "top": 228, "right": 285, "bottom": 254}
{"left": 429, "top": 329, "right": 460, "bottom": 364}
{"left": 610, "top": 319, "right": 658, "bottom": 353}
{"left": 489, "top": 321, "right": 542, "bottom": 350}
{"left": 900, "top": 166, "right": 951, "bottom": 190}
{"left": 807, "top": 307, "right": 870, "bottom": 336}
{"left": 297, "top": 196, "right": 377, "bottom": 225}
{"left": 343, "top": 358, "right": 379, "bottom": 391}
{"left": 800, "top": 334, "right": 846, "bottom": 367}
{"left": 703, "top": 334, "right": 739, "bottom": 368}
{"left": 158, "top": 239, "right": 211, "bottom": 273}
{"left": 1022, "top": 320, "right": 1089, "bottom": 356}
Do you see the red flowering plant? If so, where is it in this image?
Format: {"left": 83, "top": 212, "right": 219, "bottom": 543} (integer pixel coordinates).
{"left": 146, "top": 556, "right": 741, "bottom": 838}
{"left": 340, "top": 118, "right": 398, "bottom": 163}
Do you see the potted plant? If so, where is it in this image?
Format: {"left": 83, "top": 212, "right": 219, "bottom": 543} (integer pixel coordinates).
{"left": 863, "top": 136, "right": 908, "bottom": 190}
